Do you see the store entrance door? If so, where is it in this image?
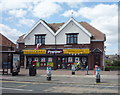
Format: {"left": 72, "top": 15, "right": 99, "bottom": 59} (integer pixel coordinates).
{"left": 94, "top": 53, "right": 100, "bottom": 66}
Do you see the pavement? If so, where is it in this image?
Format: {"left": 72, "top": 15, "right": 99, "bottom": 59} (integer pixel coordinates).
{"left": 0, "top": 68, "right": 119, "bottom": 94}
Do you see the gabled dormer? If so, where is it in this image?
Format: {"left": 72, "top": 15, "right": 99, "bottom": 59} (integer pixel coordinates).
{"left": 23, "top": 19, "right": 55, "bottom": 45}
{"left": 55, "top": 17, "right": 92, "bottom": 45}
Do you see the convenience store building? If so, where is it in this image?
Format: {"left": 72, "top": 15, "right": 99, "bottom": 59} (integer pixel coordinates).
{"left": 17, "top": 18, "right": 106, "bottom": 70}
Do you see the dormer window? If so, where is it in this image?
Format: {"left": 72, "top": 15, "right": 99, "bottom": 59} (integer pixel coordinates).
{"left": 35, "top": 34, "right": 46, "bottom": 45}
{"left": 66, "top": 33, "right": 78, "bottom": 44}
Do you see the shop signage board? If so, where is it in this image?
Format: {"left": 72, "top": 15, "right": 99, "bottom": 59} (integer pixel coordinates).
{"left": 23, "top": 49, "right": 90, "bottom": 54}
{"left": 46, "top": 49, "right": 63, "bottom": 54}
{"left": 63, "top": 49, "right": 90, "bottom": 54}
{"left": 23, "top": 50, "right": 46, "bottom": 54}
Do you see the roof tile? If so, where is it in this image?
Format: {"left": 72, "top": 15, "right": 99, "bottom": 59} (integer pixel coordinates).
{"left": 17, "top": 21, "right": 105, "bottom": 43}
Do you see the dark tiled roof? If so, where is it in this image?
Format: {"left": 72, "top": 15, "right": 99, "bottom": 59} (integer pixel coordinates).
{"left": 17, "top": 34, "right": 25, "bottom": 43}
{"left": 79, "top": 22, "right": 105, "bottom": 41}
{"left": 0, "top": 33, "right": 16, "bottom": 47}
{"left": 48, "top": 23, "right": 64, "bottom": 33}
{"left": 17, "top": 21, "right": 105, "bottom": 43}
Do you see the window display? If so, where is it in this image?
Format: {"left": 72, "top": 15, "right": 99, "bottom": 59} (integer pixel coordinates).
{"left": 62, "top": 58, "right": 65, "bottom": 63}
{"left": 82, "top": 57, "right": 87, "bottom": 64}
{"left": 36, "top": 62, "right": 40, "bottom": 67}
{"left": 28, "top": 57, "right": 32, "bottom": 65}
{"left": 41, "top": 57, "right": 45, "bottom": 62}
{"left": 48, "top": 57, "right": 52, "bottom": 62}
{"left": 34, "top": 57, "right": 38, "bottom": 61}
{"left": 68, "top": 57, "right": 73, "bottom": 62}
{"left": 75, "top": 57, "right": 79, "bottom": 63}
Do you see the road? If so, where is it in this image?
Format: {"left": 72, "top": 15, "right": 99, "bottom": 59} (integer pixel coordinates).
{"left": 1, "top": 75, "right": 119, "bottom": 94}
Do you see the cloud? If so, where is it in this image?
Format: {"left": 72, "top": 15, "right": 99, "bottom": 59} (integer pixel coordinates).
{"left": 62, "top": 10, "right": 79, "bottom": 17}
{"left": 32, "top": 1, "right": 62, "bottom": 18}
{"left": 0, "top": 24, "right": 22, "bottom": 43}
{"left": 62, "top": 4, "right": 118, "bottom": 52}
{"left": 8, "top": 9, "right": 27, "bottom": 18}
{"left": 82, "top": 4, "right": 118, "bottom": 54}
{"left": 0, "top": 0, "right": 27, "bottom": 11}
{"left": 18, "top": 18, "right": 35, "bottom": 27}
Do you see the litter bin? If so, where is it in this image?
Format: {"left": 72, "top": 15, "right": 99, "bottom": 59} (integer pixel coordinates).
{"left": 12, "top": 62, "right": 20, "bottom": 76}
{"left": 12, "top": 71, "right": 18, "bottom": 76}
{"left": 29, "top": 65, "right": 36, "bottom": 76}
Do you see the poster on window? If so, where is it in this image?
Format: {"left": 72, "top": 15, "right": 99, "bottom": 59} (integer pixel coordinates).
{"left": 34, "top": 57, "right": 38, "bottom": 61}
{"left": 41, "top": 57, "right": 45, "bottom": 62}
{"left": 28, "top": 57, "right": 32, "bottom": 65}
{"left": 82, "top": 57, "right": 87, "bottom": 64}
{"left": 13, "top": 54, "right": 20, "bottom": 72}
{"left": 75, "top": 57, "right": 79, "bottom": 63}
{"left": 68, "top": 57, "right": 73, "bottom": 62}
{"left": 48, "top": 57, "right": 52, "bottom": 62}
{"left": 47, "top": 62, "right": 54, "bottom": 67}
{"left": 62, "top": 58, "right": 65, "bottom": 63}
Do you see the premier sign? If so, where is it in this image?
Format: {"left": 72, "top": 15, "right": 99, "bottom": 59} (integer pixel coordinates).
{"left": 47, "top": 49, "right": 63, "bottom": 54}
{"left": 23, "top": 49, "right": 90, "bottom": 54}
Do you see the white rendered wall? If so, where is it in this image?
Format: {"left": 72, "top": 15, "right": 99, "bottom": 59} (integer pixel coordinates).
{"left": 24, "top": 23, "right": 55, "bottom": 45}
{"left": 56, "top": 21, "right": 90, "bottom": 44}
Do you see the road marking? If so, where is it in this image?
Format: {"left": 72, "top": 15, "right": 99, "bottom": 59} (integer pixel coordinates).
{"left": 18, "top": 85, "right": 27, "bottom": 87}
{"left": 0, "top": 87, "right": 33, "bottom": 92}
{"left": 0, "top": 80, "right": 31, "bottom": 84}
{"left": 0, "top": 80, "right": 119, "bottom": 87}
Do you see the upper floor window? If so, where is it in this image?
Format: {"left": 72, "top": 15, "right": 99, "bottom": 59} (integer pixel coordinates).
{"left": 66, "top": 33, "right": 78, "bottom": 44}
{"left": 35, "top": 34, "right": 45, "bottom": 45}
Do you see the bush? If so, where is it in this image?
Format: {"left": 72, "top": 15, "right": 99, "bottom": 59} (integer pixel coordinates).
{"left": 105, "top": 60, "right": 120, "bottom": 66}
{"left": 105, "top": 66, "right": 120, "bottom": 71}
{"left": 112, "top": 60, "right": 120, "bottom": 66}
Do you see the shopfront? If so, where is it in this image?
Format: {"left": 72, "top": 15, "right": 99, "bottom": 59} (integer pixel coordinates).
{"left": 23, "top": 49, "right": 90, "bottom": 70}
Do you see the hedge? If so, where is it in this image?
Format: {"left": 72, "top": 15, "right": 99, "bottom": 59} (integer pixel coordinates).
{"left": 105, "top": 66, "right": 120, "bottom": 71}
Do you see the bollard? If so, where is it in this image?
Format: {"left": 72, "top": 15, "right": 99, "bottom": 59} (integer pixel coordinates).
{"left": 96, "top": 73, "right": 100, "bottom": 83}
{"left": 71, "top": 64, "right": 75, "bottom": 75}
{"left": 94, "top": 65, "right": 98, "bottom": 75}
{"left": 46, "top": 65, "right": 51, "bottom": 81}
{"left": 86, "top": 65, "right": 89, "bottom": 75}
{"left": 96, "top": 67, "right": 101, "bottom": 83}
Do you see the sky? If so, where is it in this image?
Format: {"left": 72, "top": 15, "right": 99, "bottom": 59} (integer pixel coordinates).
{"left": 0, "top": 0, "right": 119, "bottom": 55}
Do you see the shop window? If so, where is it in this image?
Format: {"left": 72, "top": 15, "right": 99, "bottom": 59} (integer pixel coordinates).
{"left": 35, "top": 35, "right": 45, "bottom": 45}
{"left": 34, "top": 57, "right": 38, "bottom": 61}
{"left": 62, "top": 58, "right": 65, "bottom": 63}
{"left": 66, "top": 34, "right": 78, "bottom": 44}
{"left": 82, "top": 57, "right": 87, "bottom": 64}
{"left": 48, "top": 57, "right": 52, "bottom": 62}
{"left": 68, "top": 57, "right": 73, "bottom": 62}
{"left": 75, "top": 57, "right": 79, "bottom": 63}
{"left": 41, "top": 57, "right": 45, "bottom": 62}
{"left": 28, "top": 57, "right": 32, "bottom": 65}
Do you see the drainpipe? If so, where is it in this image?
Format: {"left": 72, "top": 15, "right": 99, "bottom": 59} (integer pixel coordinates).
{"left": 103, "top": 46, "right": 106, "bottom": 71}
{"left": 55, "top": 34, "right": 57, "bottom": 49}
{"left": 54, "top": 35, "right": 57, "bottom": 70}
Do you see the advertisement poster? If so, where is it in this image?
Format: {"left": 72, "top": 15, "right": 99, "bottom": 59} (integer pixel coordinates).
{"left": 48, "top": 57, "right": 52, "bottom": 62}
{"left": 75, "top": 57, "right": 79, "bottom": 63}
{"left": 68, "top": 57, "right": 73, "bottom": 62}
{"left": 41, "top": 57, "right": 45, "bottom": 62}
{"left": 13, "top": 54, "right": 20, "bottom": 72}
{"left": 47, "top": 62, "right": 54, "bottom": 67}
